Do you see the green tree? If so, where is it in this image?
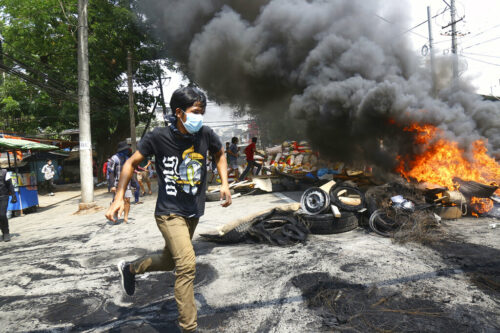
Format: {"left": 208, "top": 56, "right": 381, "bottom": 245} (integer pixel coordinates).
{"left": 0, "top": 0, "right": 166, "bottom": 173}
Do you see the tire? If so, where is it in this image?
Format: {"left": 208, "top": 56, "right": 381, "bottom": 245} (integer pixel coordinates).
{"left": 301, "top": 187, "right": 330, "bottom": 215}
{"left": 303, "top": 213, "right": 358, "bottom": 234}
{"left": 329, "top": 185, "right": 365, "bottom": 212}
{"left": 368, "top": 209, "right": 394, "bottom": 237}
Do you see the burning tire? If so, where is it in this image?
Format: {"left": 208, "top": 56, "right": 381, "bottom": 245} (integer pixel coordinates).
{"left": 303, "top": 212, "right": 359, "bottom": 234}
{"left": 329, "top": 185, "right": 366, "bottom": 212}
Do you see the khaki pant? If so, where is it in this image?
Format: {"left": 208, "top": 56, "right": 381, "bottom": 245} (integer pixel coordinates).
{"left": 131, "top": 215, "right": 199, "bottom": 332}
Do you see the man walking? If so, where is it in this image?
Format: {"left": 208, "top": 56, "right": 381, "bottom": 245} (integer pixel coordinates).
{"left": 227, "top": 137, "right": 240, "bottom": 180}
{"left": 41, "top": 159, "right": 55, "bottom": 196}
{"left": 108, "top": 141, "right": 133, "bottom": 223}
{"left": 0, "top": 169, "right": 17, "bottom": 241}
{"left": 105, "top": 86, "right": 231, "bottom": 333}
{"left": 239, "top": 137, "right": 261, "bottom": 180}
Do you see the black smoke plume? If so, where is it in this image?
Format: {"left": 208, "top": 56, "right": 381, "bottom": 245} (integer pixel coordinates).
{"left": 138, "top": 0, "right": 500, "bottom": 169}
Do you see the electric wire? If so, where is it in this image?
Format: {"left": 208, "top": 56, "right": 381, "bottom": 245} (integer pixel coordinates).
{"left": 462, "top": 23, "right": 500, "bottom": 40}
{"left": 460, "top": 54, "right": 500, "bottom": 67}
{"left": 461, "top": 51, "right": 500, "bottom": 60}
{"left": 374, "top": 14, "right": 428, "bottom": 40}
{"left": 462, "top": 35, "right": 500, "bottom": 51}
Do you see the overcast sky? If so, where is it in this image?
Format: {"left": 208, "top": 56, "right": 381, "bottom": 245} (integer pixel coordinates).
{"left": 409, "top": 0, "right": 500, "bottom": 96}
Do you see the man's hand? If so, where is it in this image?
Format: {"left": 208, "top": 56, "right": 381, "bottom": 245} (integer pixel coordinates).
{"left": 110, "top": 187, "right": 116, "bottom": 193}
{"left": 105, "top": 198, "right": 125, "bottom": 222}
{"left": 220, "top": 184, "right": 232, "bottom": 207}
{"left": 10, "top": 196, "right": 17, "bottom": 204}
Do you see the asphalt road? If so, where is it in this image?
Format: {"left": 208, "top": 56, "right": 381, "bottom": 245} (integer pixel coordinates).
{"left": 0, "top": 186, "right": 499, "bottom": 332}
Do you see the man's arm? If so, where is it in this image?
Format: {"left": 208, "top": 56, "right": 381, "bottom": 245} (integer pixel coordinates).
{"left": 105, "top": 151, "right": 145, "bottom": 222}
{"left": 214, "top": 148, "right": 232, "bottom": 207}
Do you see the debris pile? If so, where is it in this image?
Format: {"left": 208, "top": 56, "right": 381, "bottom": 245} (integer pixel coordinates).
{"left": 265, "top": 141, "right": 318, "bottom": 174}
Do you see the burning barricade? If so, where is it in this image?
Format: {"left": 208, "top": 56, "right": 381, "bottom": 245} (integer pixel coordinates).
{"left": 204, "top": 122, "right": 499, "bottom": 246}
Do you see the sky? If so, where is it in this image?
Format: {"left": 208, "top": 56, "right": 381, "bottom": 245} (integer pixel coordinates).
{"left": 408, "top": 0, "right": 500, "bottom": 96}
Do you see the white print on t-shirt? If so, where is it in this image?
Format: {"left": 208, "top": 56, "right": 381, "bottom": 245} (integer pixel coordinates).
{"left": 162, "top": 156, "right": 179, "bottom": 196}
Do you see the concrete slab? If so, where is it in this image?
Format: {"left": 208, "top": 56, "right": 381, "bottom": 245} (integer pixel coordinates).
{"left": 0, "top": 186, "right": 499, "bottom": 332}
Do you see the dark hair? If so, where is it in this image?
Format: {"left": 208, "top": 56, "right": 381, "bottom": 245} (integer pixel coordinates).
{"left": 170, "top": 86, "right": 207, "bottom": 115}
{"left": 225, "top": 142, "right": 230, "bottom": 146}
{"left": 251, "top": 137, "right": 257, "bottom": 143}
{"left": 231, "top": 137, "right": 238, "bottom": 144}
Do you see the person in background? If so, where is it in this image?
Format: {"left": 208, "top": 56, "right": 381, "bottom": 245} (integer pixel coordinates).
{"left": 57, "top": 164, "right": 63, "bottom": 184}
{"left": 239, "top": 137, "right": 261, "bottom": 180}
{"left": 103, "top": 157, "right": 111, "bottom": 192}
{"left": 41, "top": 159, "right": 55, "bottom": 196}
{"left": 0, "top": 168, "right": 17, "bottom": 242}
{"left": 227, "top": 137, "right": 240, "bottom": 181}
{"left": 132, "top": 167, "right": 143, "bottom": 205}
{"left": 225, "top": 142, "right": 230, "bottom": 160}
{"left": 208, "top": 154, "right": 218, "bottom": 183}
{"left": 108, "top": 141, "right": 133, "bottom": 223}
{"left": 137, "top": 158, "right": 153, "bottom": 195}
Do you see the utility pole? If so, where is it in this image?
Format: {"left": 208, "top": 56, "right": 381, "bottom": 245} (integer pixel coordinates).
{"left": 450, "top": 0, "right": 459, "bottom": 82}
{"left": 77, "top": 0, "right": 95, "bottom": 208}
{"left": 427, "top": 6, "right": 437, "bottom": 95}
{"left": 157, "top": 63, "right": 167, "bottom": 112}
{"left": 127, "top": 50, "right": 136, "bottom": 151}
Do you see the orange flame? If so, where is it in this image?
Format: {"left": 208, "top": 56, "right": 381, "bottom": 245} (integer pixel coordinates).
{"left": 396, "top": 124, "right": 500, "bottom": 201}
{"left": 470, "top": 197, "right": 494, "bottom": 217}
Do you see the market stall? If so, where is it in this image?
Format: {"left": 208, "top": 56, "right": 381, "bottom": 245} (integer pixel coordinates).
{"left": 0, "top": 138, "right": 59, "bottom": 215}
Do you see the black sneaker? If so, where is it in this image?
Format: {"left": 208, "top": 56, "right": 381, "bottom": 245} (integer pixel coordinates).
{"left": 117, "top": 260, "right": 135, "bottom": 296}
{"left": 3, "top": 234, "right": 11, "bottom": 242}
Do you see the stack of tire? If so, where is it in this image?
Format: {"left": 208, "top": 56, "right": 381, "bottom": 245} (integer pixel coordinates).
{"left": 300, "top": 181, "right": 365, "bottom": 234}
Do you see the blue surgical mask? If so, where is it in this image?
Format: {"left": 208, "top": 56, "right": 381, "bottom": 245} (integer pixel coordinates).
{"left": 181, "top": 111, "right": 204, "bottom": 134}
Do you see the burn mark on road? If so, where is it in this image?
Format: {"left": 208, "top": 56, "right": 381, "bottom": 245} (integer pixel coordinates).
{"left": 39, "top": 263, "right": 218, "bottom": 331}
{"left": 292, "top": 272, "right": 497, "bottom": 332}
{"left": 428, "top": 240, "right": 500, "bottom": 300}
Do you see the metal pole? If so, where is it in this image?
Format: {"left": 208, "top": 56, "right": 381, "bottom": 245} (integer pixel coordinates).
{"left": 127, "top": 50, "right": 137, "bottom": 151}
{"left": 13, "top": 150, "right": 23, "bottom": 216}
{"left": 77, "top": 0, "right": 94, "bottom": 206}
{"left": 450, "top": 0, "right": 458, "bottom": 81}
{"left": 427, "top": 6, "right": 437, "bottom": 95}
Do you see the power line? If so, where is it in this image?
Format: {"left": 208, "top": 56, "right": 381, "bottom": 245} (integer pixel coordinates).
{"left": 373, "top": 14, "right": 428, "bottom": 40}
{"left": 464, "top": 23, "right": 500, "bottom": 40}
{"left": 1, "top": 51, "right": 76, "bottom": 93}
{"left": 0, "top": 38, "right": 75, "bottom": 90}
{"left": 402, "top": 7, "right": 449, "bottom": 36}
{"left": 460, "top": 54, "right": 500, "bottom": 67}
{"left": 462, "top": 35, "right": 500, "bottom": 51}
{"left": 0, "top": 62, "right": 77, "bottom": 101}
{"left": 462, "top": 51, "right": 500, "bottom": 60}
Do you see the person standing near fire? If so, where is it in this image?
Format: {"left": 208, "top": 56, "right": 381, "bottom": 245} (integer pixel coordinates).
{"left": 105, "top": 86, "right": 232, "bottom": 333}
{"left": 41, "top": 159, "right": 55, "bottom": 196}
{"left": 0, "top": 168, "right": 17, "bottom": 242}
{"left": 239, "top": 137, "right": 262, "bottom": 180}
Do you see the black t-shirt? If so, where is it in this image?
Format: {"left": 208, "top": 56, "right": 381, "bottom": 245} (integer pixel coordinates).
{"left": 138, "top": 126, "right": 222, "bottom": 218}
